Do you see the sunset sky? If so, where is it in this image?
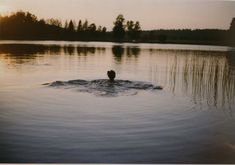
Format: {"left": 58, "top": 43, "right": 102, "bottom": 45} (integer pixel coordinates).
{"left": 0, "top": 0, "right": 235, "bottom": 30}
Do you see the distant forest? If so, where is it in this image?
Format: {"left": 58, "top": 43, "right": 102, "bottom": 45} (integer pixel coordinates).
{"left": 0, "top": 11, "right": 235, "bottom": 46}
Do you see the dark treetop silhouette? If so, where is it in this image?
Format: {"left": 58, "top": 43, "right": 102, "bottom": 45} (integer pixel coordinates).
{"left": 0, "top": 11, "right": 234, "bottom": 46}
{"left": 229, "top": 17, "right": 235, "bottom": 46}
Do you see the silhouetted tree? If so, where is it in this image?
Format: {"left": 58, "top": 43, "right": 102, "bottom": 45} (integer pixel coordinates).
{"left": 97, "top": 26, "right": 102, "bottom": 32}
{"left": 229, "top": 18, "right": 235, "bottom": 46}
{"left": 126, "top": 20, "right": 141, "bottom": 41}
{"left": 38, "top": 19, "right": 46, "bottom": 26}
{"left": 68, "top": 20, "right": 75, "bottom": 32}
{"left": 127, "top": 21, "right": 134, "bottom": 30}
{"left": 88, "top": 23, "right": 97, "bottom": 32}
{"left": 230, "top": 18, "right": 235, "bottom": 30}
{"left": 102, "top": 27, "right": 107, "bottom": 33}
{"left": 82, "top": 20, "right": 88, "bottom": 31}
{"left": 47, "top": 18, "right": 62, "bottom": 27}
{"left": 64, "top": 20, "right": 69, "bottom": 29}
{"left": 133, "top": 21, "right": 141, "bottom": 40}
{"left": 113, "top": 14, "right": 126, "bottom": 41}
{"left": 127, "top": 20, "right": 134, "bottom": 39}
{"left": 77, "top": 20, "right": 83, "bottom": 32}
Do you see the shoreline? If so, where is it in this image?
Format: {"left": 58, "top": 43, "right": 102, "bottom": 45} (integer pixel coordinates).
{"left": 0, "top": 39, "right": 230, "bottom": 47}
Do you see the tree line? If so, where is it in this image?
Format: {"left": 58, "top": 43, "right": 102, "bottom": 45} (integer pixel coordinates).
{"left": 0, "top": 11, "right": 107, "bottom": 41}
{"left": 0, "top": 11, "right": 141, "bottom": 41}
{"left": 0, "top": 11, "right": 234, "bottom": 46}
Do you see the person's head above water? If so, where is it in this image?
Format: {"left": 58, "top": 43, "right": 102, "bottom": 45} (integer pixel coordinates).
{"left": 107, "top": 70, "right": 116, "bottom": 81}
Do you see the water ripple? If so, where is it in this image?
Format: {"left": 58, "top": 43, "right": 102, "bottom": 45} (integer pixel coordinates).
{"left": 43, "top": 79, "right": 163, "bottom": 97}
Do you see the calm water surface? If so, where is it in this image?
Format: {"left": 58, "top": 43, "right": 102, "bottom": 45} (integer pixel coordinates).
{"left": 0, "top": 41, "right": 235, "bottom": 163}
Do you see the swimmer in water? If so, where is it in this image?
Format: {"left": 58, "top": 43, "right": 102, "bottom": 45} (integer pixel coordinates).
{"left": 107, "top": 70, "right": 116, "bottom": 82}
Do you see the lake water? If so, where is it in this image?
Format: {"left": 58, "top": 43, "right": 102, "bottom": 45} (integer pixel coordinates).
{"left": 0, "top": 41, "right": 235, "bottom": 163}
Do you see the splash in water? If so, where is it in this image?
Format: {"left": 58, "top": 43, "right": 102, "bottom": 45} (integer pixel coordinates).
{"left": 43, "top": 79, "right": 163, "bottom": 97}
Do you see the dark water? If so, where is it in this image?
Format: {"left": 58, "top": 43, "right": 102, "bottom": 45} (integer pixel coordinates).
{"left": 0, "top": 41, "right": 235, "bottom": 163}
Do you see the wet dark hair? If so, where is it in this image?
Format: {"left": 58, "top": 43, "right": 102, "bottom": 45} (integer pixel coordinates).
{"left": 107, "top": 70, "right": 116, "bottom": 81}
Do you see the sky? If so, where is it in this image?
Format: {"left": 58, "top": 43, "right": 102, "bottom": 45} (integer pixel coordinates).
{"left": 0, "top": 0, "right": 235, "bottom": 30}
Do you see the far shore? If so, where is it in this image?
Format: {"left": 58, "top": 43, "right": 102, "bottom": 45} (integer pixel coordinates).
{"left": 0, "top": 39, "right": 231, "bottom": 47}
{"left": 1, "top": 11, "right": 233, "bottom": 48}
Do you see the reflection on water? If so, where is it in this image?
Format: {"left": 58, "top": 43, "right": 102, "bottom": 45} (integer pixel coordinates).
{"left": 112, "top": 46, "right": 140, "bottom": 63}
{"left": 227, "top": 50, "right": 235, "bottom": 67}
{"left": 0, "top": 44, "right": 62, "bottom": 55}
{"left": 112, "top": 45, "right": 124, "bottom": 62}
{"left": 0, "top": 44, "right": 101, "bottom": 54}
{"left": 0, "top": 43, "right": 235, "bottom": 108}
{"left": 167, "top": 50, "right": 235, "bottom": 109}
{"left": 0, "top": 42, "right": 235, "bottom": 163}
